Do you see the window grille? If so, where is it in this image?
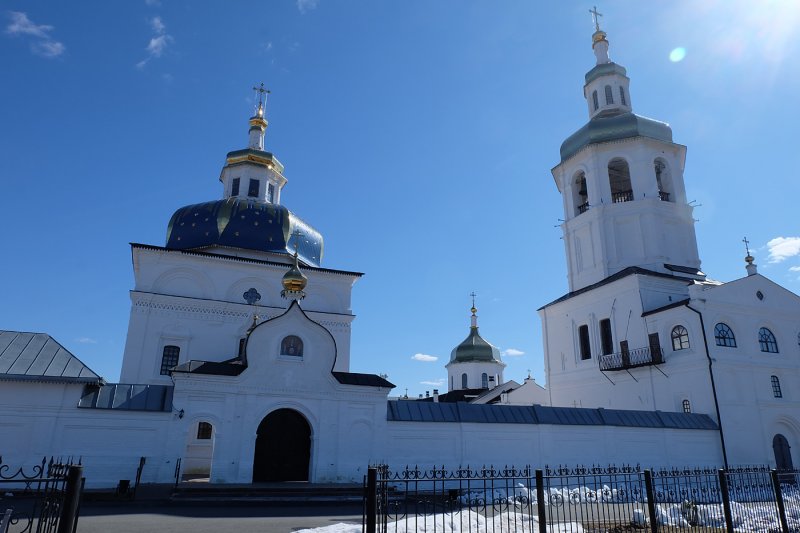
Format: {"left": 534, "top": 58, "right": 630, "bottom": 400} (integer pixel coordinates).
{"left": 759, "top": 327, "right": 779, "bottom": 353}
{"left": 619, "top": 86, "right": 627, "bottom": 106}
{"left": 682, "top": 399, "right": 691, "bottom": 413}
{"left": 772, "top": 375, "right": 783, "bottom": 398}
{"left": 714, "top": 323, "right": 737, "bottom": 347}
{"left": 481, "top": 373, "right": 488, "bottom": 389}
{"left": 267, "top": 183, "right": 275, "bottom": 203}
{"left": 160, "top": 345, "right": 180, "bottom": 375}
{"left": 592, "top": 90, "right": 599, "bottom": 111}
{"left": 671, "top": 325, "right": 690, "bottom": 350}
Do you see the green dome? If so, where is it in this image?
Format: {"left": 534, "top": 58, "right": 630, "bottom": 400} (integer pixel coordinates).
{"left": 449, "top": 327, "right": 502, "bottom": 364}
{"left": 559, "top": 111, "right": 673, "bottom": 163}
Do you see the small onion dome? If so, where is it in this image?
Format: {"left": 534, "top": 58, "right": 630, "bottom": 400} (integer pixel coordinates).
{"left": 282, "top": 253, "right": 307, "bottom": 293}
{"left": 745, "top": 254, "right": 755, "bottom": 264}
{"left": 449, "top": 327, "right": 502, "bottom": 364}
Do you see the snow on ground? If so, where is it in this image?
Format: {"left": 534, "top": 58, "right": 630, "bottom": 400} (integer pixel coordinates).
{"left": 294, "top": 510, "right": 583, "bottom": 532}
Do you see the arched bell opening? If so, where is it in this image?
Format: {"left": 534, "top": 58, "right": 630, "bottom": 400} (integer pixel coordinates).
{"left": 608, "top": 158, "right": 633, "bottom": 203}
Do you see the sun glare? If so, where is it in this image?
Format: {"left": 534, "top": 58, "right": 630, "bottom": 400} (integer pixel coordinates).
{"left": 669, "top": 47, "right": 686, "bottom": 63}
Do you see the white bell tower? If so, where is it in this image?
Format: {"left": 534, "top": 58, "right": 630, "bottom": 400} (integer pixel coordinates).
{"left": 551, "top": 17, "right": 701, "bottom": 292}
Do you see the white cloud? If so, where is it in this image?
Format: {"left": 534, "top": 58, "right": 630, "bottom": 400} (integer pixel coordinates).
{"left": 75, "top": 337, "right": 98, "bottom": 344}
{"left": 6, "top": 12, "right": 65, "bottom": 58}
{"left": 789, "top": 266, "right": 800, "bottom": 272}
{"left": 766, "top": 237, "right": 800, "bottom": 263}
{"left": 412, "top": 353, "right": 438, "bottom": 362}
{"left": 502, "top": 348, "right": 525, "bottom": 357}
{"left": 420, "top": 379, "right": 445, "bottom": 386}
{"left": 296, "top": 0, "right": 318, "bottom": 14}
{"left": 137, "top": 16, "right": 172, "bottom": 68}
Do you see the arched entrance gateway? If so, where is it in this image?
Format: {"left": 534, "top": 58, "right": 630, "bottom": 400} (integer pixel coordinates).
{"left": 773, "top": 434, "right": 794, "bottom": 470}
{"left": 253, "top": 409, "right": 311, "bottom": 482}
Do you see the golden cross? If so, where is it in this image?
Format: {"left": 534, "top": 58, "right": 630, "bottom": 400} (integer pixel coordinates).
{"left": 590, "top": 6, "right": 603, "bottom": 31}
{"left": 743, "top": 236, "right": 751, "bottom": 256}
{"left": 252, "top": 82, "right": 271, "bottom": 108}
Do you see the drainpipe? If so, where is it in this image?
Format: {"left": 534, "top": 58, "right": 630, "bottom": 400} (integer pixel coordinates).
{"left": 685, "top": 302, "right": 729, "bottom": 469}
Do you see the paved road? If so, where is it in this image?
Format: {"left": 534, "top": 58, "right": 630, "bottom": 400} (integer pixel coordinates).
{"left": 76, "top": 502, "right": 362, "bottom": 533}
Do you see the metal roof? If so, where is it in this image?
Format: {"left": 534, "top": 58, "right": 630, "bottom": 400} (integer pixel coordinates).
{"left": 0, "top": 331, "right": 101, "bottom": 384}
{"left": 449, "top": 327, "right": 502, "bottom": 364}
{"left": 333, "top": 372, "right": 395, "bottom": 388}
{"left": 387, "top": 401, "right": 718, "bottom": 430}
{"left": 559, "top": 111, "right": 673, "bottom": 162}
{"left": 78, "top": 384, "right": 173, "bottom": 412}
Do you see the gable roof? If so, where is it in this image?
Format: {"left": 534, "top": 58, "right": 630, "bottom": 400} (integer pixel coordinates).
{"left": 0, "top": 331, "right": 102, "bottom": 385}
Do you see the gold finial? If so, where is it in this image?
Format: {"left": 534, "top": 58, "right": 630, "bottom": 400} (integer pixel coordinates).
{"left": 281, "top": 230, "right": 308, "bottom": 298}
{"left": 743, "top": 236, "right": 754, "bottom": 264}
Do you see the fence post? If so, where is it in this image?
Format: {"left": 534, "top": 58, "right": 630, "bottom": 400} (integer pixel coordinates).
{"left": 717, "top": 469, "right": 734, "bottom": 532}
{"left": 771, "top": 470, "right": 790, "bottom": 533}
{"left": 643, "top": 470, "right": 658, "bottom": 533}
{"left": 535, "top": 469, "right": 546, "bottom": 533}
{"left": 365, "top": 466, "right": 377, "bottom": 533}
{"left": 57, "top": 465, "right": 83, "bottom": 533}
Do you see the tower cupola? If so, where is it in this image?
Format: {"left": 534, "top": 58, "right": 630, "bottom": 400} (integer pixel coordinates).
{"left": 446, "top": 296, "right": 505, "bottom": 392}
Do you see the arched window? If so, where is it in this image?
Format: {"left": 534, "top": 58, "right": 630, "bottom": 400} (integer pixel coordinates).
{"left": 481, "top": 373, "right": 488, "bottom": 389}
{"left": 619, "top": 86, "right": 627, "bottom": 106}
{"left": 608, "top": 158, "right": 633, "bottom": 203}
{"left": 197, "top": 422, "right": 213, "bottom": 440}
{"left": 461, "top": 373, "right": 468, "bottom": 389}
{"left": 772, "top": 375, "right": 783, "bottom": 398}
{"left": 714, "top": 323, "right": 737, "bottom": 348}
{"left": 160, "top": 345, "right": 180, "bottom": 375}
{"left": 773, "top": 434, "right": 794, "bottom": 470}
{"left": 280, "top": 335, "right": 303, "bottom": 357}
{"left": 578, "top": 324, "right": 591, "bottom": 360}
{"left": 574, "top": 172, "right": 589, "bottom": 215}
{"left": 592, "top": 90, "right": 599, "bottom": 111}
{"left": 654, "top": 159, "right": 673, "bottom": 202}
{"left": 604, "top": 85, "right": 614, "bottom": 105}
{"left": 682, "top": 399, "right": 691, "bottom": 413}
{"left": 671, "top": 326, "right": 690, "bottom": 351}
{"left": 759, "top": 327, "right": 779, "bottom": 353}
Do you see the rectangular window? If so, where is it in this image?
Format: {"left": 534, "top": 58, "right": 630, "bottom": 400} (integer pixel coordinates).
{"left": 248, "top": 178, "right": 259, "bottom": 197}
{"left": 578, "top": 325, "right": 591, "bottom": 360}
{"left": 238, "top": 338, "right": 246, "bottom": 356}
{"left": 267, "top": 183, "right": 275, "bottom": 203}
{"left": 231, "top": 177, "right": 240, "bottom": 196}
{"left": 599, "top": 319, "right": 613, "bottom": 355}
{"left": 160, "top": 345, "right": 180, "bottom": 375}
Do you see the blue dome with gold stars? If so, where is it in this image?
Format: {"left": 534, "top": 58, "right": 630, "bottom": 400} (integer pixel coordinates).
{"left": 165, "top": 198, "right": 323, "bottom": 267}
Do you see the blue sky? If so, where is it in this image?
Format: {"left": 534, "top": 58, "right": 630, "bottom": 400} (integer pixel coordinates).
{"left": 2, "top": 1, "right": 800, "bottom": 397}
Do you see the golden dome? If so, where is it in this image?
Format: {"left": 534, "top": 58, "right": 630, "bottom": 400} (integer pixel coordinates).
{"left": 282, "top": 254, "right": 308, "bottom": 293}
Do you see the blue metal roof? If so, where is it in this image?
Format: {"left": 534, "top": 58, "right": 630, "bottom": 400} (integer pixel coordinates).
{"left": 559, "top": 112, "right": 673, "bottom": 162}
{"left": 0, "top": 331, "right": 101, "bottom": 384}
{"left": 387, "top": 401, "right": 718, "bottom": 430}
{"left": 165, "top": 198, "right": 324, "bottom": 267}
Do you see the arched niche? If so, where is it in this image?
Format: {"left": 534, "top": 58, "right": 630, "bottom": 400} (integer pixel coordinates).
{"left": 608, "top": 158, "right": 633, "bottom": 203}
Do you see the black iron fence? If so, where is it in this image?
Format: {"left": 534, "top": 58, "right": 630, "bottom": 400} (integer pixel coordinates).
{"left": 364, "top": 464, "right": 800, "bottom": 532}
{"left": 0, "top": 457, "right": 83, "bottom": 533}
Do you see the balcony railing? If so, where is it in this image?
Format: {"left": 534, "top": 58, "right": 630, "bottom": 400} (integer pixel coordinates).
{"left": 577, "top": 201, "right": 589, "bottom": 214}
{"left": 658, "top": 191, "right": 670, "bottom": 201}
{"left": 598, "top": 345, "right": 663, "bottom": 371}
{"left": 611, "top": 190, "right": 633, "bottom": 203}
